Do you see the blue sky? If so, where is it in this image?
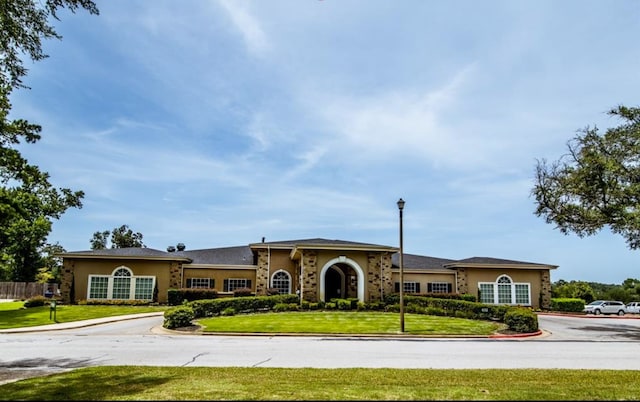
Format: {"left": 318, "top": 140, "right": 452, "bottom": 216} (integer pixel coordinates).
{"left": 9, "top": 0, "right": 640, "bottom": 284}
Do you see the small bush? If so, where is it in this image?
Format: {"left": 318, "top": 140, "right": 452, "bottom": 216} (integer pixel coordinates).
{"left": 221, "top": 307, "right": 236, "bottom": 316}
{"left": 23, "top": 295, "right": 49, "bottom": 308}
{"left": 273, "top": 303, "right": 290, "bottom": 312}
{"left": 504, "top": 307, "right": 538, "bottom": 333}
{"left": 233, "top": 287, "right": 253, "bottom": 297}
{"left": 266, "top": 287, "right": 280, "bottom": 296}
{"left": 163, "top": 305, "right": 195, "bottom": 329}
{"left": 425, "top": 306, "right": 446, "bottom": 316}
{"left": 336, "top": 299, "right": 352, "bottom": 310}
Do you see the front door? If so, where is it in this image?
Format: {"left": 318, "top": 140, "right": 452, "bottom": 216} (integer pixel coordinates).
{"left": 325, "top": 267, "right": 342, "bottom": 302}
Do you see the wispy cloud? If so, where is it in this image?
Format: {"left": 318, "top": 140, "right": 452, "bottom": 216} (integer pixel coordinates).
{"left": 217, "top": 0, "right": 271, "bottom": 56}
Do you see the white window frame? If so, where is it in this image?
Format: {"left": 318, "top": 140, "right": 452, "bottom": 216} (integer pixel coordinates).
{"left": 225, "top": 278, "right": 249, "bottom": 292}
{"left": 478, "top": 275, "right": 531, "bottom": 306}
{"left": 270, "top": 270, "right": 291, "bottom": 294}
{"left": 87, "top": 266, "right": 156, "bottom": 301}
{"left": 188, "top": 278, "right": 213, "bottom": 289}
{"left": 404, "top": 281, "right": 419, "bottom": 294}
{"left": 430, "top": 282, "right": 449, "bottom": 293}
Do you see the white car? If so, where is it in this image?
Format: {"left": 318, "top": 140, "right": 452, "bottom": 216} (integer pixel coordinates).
{"left": 626, "top": 301, "right": 640, "bottom": 314}
{"left": 583, "top": 300, "right": 627, "bottom": 315}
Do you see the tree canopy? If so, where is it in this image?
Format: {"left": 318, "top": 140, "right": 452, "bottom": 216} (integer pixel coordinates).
{"left": 0, "top": 0, "right": 98, "bottom": 281}
{"left": 532, "top": 105, "right": 640, "bottom": 249}
{"left": 90, "top": 225, "right": 145, "bottom": 249}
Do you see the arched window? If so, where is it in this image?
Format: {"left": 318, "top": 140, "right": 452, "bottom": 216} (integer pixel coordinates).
{"left": 478, "top": 275, "right": 531, "bottom": 306}
{"left": 88, "top": 266, "right": 156, "bottom": 301}
{"left": 271, "top": 270, "right": 291, "bottom": 294}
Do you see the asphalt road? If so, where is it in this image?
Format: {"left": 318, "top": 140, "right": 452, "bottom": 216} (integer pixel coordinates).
{"left": 2, "top": 313, "right": 640, "bottom": 385}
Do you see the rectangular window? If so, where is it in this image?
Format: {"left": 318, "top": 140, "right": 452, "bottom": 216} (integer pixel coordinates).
{"left": 112, "top": 277, "right": 131, "bottom": 299}
{"left": 497, "top": 283, "right": 511, "bottom": 304}
{"left": 514, "top": 283, "right": 530, "bottom": 305}
{"left": 88, "top": 276, "right": 108, "bottom": 299}
{"left": 188, "top": 278, "right": 213, "bottom": 289}
{"left": 134, "top": 277, "right": 154, "bottom": 300}
{"left": 429, "top": 282, "right": 450, "bottom": 293}
{"left": 403, "top": 281, "right": 419, "bottom": 293}
{"left": 224, "top": 278, "right": 249, "bottom": 292}
{"left": 479, "top": 283, "right": 494, "bottom": 304}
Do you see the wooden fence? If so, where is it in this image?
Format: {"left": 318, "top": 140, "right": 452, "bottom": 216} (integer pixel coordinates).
{"left": 0, "top": 282, "right": 58, "bottom": 300}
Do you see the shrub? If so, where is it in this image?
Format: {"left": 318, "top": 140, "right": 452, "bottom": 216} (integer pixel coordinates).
{"left": 425, "top": 306, "right": 446, "bottom": 316}
{"left": 551, "top": 298, "right": 585, "bottom": 312}
{"left": 163, "top": 305, "right": 195, "bottom": 329}
{"left": 233, "top": 287, "right": 253, "bottom": 297}
{"left": 266, "top": 287, "right": 280, "bottom": 296}
{"left": 221, "top": 307, "right": 236, "bottom": 316}
{"left": 273, "top": 303, "right": 290, "bottom": 312}
{"left": 23, "top": 295, "right": 49, "bottom": 307}
{"left": 167, "top": 288, "right": 218, "bottom": 306}
{"left": 504, "top": 307, "right": 538, "bottom": 333}
{"left": 336, "top": 299, "right": 352, "bottom": 310}
{"left": 77, "top": 299, "right": 151, "bottom": 306}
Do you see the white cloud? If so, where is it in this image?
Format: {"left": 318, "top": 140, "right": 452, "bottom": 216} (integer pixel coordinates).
{"left": 217, "top": 0, "right": 270, "bottom": 56}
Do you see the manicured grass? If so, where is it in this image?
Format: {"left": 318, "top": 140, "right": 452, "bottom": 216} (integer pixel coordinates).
{"left": 198, "top": 311, "right": 504, "bottom": 336}
{"left": 0, "top": 303, "right": 167, "bottom": 329}
{"left": 1, "top": 366, "right": 639, "bottom": 400}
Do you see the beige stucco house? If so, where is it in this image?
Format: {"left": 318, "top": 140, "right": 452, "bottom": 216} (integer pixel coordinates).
{"left": 58, "top": 238, "right": 557, "bottom": 309}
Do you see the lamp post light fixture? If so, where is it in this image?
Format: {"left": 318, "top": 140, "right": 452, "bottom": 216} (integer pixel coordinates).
{"left": 397, "top": 197, "right": 405, "bottom": 333}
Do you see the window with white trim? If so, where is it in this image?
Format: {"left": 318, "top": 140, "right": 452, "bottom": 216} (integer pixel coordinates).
{"left": 186, "top": 278, "right": 214, "bottom": 289}
{"left": 395, "top": 281, "right": 420, "bottom": 293}
{"left": 428, "top": 282, "right": 452, "bottom": 293}
{"left": 223, "top": 278, "right": 251, "bottom": 292}
{"left": 404, "top": 281, "right": 419, "bottom": 293}
{"left": 271, "top": 270, "right": 291, "bottom": 294}
{"left": 478, "top": 275, "right": 531, "bottom": 305}
{"left": 87, "top": 266, "right": 156, "bottom": 301}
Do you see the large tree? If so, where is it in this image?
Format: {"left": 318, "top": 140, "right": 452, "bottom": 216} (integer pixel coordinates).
{"left": 532, "top": 105, "right": 640, "bottom": 249}
{"left": 0, "top": 0, "right": 98, "bottom": 281}
{"left": 90, "top": 225, "right": 145, "bottom": 249}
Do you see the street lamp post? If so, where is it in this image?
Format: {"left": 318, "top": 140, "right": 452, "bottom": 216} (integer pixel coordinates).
{"left": 397, "top": 198, "right": 405, "bottom": 333}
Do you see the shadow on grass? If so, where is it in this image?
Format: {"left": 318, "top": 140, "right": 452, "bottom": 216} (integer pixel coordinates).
{"left": 1, "top": 368, "right": 175, "bottom": 401}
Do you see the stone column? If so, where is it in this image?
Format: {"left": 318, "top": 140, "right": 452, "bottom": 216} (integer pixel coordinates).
{"left": 456, "top": 268, "right": 468, "bottom": 295}
{"left": 59, "top": 260, "right": 74, "bottom": 304}
{"left": 540, "top": 270, "right": 552, "bottom": 310}
{"left": 255, "top": 249, "right": 269, "bottom": 295}
{"left": 301, "top": 250, "right": 317, "bottom": 302}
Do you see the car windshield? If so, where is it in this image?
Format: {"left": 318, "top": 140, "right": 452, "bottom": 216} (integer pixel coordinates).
{"left": 587, "top": 301, "right": 604, "bottom": 305}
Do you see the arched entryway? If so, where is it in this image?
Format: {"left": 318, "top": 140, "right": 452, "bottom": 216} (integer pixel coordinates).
{"left": 324, "top": 266, "right": 345, "bottom": 300}
{"left": 319, "top": 256, "right": 365, "bottom": 302}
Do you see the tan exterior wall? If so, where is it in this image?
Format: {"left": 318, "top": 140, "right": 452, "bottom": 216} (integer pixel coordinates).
{"left": 464, "top": 268, "right": 547, "bottom": 309}
{"left": 265, "top": 250, "right": 299, "bottom": 293}
{"left": 60, "top": 251, "right": 553, "bottom": 309}
{"left": 181, "top": 266, "right": 257, "bottom": 296}
{"left": 61, "top": 258, "right": 174, "bottom": 304}
{"left": 392, "top": 271, "right": 457, "bottom": 294}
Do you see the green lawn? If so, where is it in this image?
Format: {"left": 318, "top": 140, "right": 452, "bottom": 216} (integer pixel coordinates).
{"left": 0, "top": 302, "right": 167, "bottom": 329}
{"left": 1, "top": 302, "right": 639, "bottom": 400}
{"left": 198, "top": 311, "right": 503, "bottom": 336}
{"left": 1, "top": 366, "right": 638, "bottom": 400}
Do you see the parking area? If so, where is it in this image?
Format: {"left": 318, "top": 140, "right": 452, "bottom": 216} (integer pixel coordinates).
{"left": 538, "top": 313, "right": 640, "bottom": 341}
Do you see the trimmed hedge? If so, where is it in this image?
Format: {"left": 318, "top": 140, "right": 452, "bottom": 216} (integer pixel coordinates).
{"left": 163, "top": 292, "right": 538, "bottom": 333}
{"left": 551, "top": 298, "right": 585, "bottom": 313}
{"left": 167, "top": 288, "right": 218, "bottom": 306}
